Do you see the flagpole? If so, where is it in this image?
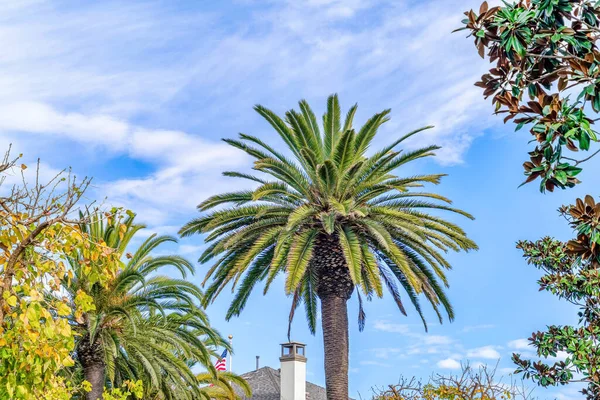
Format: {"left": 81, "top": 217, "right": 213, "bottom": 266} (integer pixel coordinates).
{"left": 228, "top": 334, "right": 233, "bottom": 372}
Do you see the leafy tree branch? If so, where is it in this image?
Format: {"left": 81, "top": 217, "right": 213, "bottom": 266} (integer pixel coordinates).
{"left": 513, "top": 195, "right": 600, "bottom": 398}
{"left": 457, "top": 0, "right": 600, "bottom": 192}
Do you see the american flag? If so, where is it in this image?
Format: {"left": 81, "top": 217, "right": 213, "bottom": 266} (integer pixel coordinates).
{"left": 215, "top": 349, "right": 228, "bottom": 372}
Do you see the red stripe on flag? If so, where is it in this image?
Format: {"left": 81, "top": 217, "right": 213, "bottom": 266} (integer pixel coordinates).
{"left": 215, "top": 360, "right": 226, "bottom": 371}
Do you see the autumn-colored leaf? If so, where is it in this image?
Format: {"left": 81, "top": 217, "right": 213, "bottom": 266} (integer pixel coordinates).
{"left": 479, "top": 1, "right": 488, "bottom": 15}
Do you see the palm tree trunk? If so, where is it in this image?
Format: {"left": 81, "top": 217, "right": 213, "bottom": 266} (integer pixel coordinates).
{"left": 78, "top": 334, "right": 105, "bottom": 400}
{"left": 83, "top": 362, "right": 105, "bottom": 400}
{"left": 313, "top": 233, "right": 354, "bottom": 400}
{"left": 320, "top": 293, "right": 349, "bottom": 400}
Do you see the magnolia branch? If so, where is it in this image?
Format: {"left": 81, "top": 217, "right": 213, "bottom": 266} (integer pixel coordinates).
{"left": 525, "top": 52, "right": 587, "bottom": 63}
{"left": 562, "top": 148, "right": 600, "bottom": 165}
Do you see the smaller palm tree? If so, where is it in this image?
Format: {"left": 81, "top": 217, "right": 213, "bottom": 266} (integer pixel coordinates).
{"left": 62, "top": 211, "right": 230, "bottom": 400}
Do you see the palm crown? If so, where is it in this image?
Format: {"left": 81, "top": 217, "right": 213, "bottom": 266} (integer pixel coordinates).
{"left": 180, "top": 94, "right": 478, "bottom": 332}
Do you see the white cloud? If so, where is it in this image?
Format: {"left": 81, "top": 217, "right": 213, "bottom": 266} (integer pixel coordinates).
{"left": 136, "top": 225, "right": 181, "bottom": 238}
{"left": 548, "top": 351, "right": 569, "bottom": 362}
{"left": 178, "top": 244, "right": 205, "bottom": 255}
{"left": 556, "top": 394, "right": 579, "bottom": 400}
{"left": 471, "top": 361, "right": 486, "bottom": 369}
{"left": 360, "top": 360, "right": 392, "bottom": 367}
{"left": 0, "top": 102, "right": 129, "bottom": 149}
{"left": 498, "top": 367, "right": 516, "bottom": 376}
{"left": 508, "top": 339, "right": 531, "bottom": 351}
{"left": 437, "top": 358, "right": 461, "bottom": 370}
{"left": 0, "top": 159, "right": 64, "bottom": 189}
{"left": 555, "top": 386, "right": 586, "bottom": 400}
{"left": 371, "top": 348, "right": 403, "bottom": 359}
{"left": 466, "top": 346, "right": 501, "bottom": 360}
{"left": 129, "top": 128, "right": 244, "bottom": 174}
{"left": 372, "top": 321, "right": 458, "bottom": 360}
{"left": 423, "top": 335, "right": 453, "bottom": 346}
{"left": 0, "top": 1, "right": 216, "bottom": 116}
{"left": 462, "top": 324, "right": 495, "bottom": 333}
{"left": 300, "top": 0, "right": 375, "bottom": 19}
{"left": 373, "top": 320, "right": 411, "bottom": 334}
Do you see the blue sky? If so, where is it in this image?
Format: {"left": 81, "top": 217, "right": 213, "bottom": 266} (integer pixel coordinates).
{"left": 3, "top": 0, "right": 599, "bottom": 399}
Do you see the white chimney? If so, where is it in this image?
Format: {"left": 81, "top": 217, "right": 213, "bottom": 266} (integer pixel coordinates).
{"left": 280, "top": 342, "right": 306, "bottom": 400}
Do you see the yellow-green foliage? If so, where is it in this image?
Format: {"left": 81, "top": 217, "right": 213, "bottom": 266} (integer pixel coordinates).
{"left": 101, "top": 381, "right": 143, "bottom": 400}
{"left": 0, "top": 157, "right": 123, "bottom": 399}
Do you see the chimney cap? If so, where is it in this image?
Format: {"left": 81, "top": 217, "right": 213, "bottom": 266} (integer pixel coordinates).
{"left": 280, "top": 341, "right": 306, "bottom": 346}
{"left": 280, "top": 342, "right": 307, "bottom": 362}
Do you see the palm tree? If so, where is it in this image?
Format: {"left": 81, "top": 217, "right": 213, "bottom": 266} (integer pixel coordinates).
{"left": 180, "top": 94, "right": 478, "bottom": 399}
{"left": 63, "top": 212, "right": 230, "bottom": 400}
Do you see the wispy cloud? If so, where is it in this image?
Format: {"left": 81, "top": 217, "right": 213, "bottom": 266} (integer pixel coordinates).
{"left": 360, "top": 360, "right": 392, "bottom": 368}
{"left": 0, "top": 0, "right": 500, "bottom": 230}
{"left": 462, "top": 324, "right": 495, "bottom": 333}
{"left": 498, "top": 367, "right": 516, "bottom": 376}
{"left": 371, "top": 319, "right": 513, "bottom": 373}
{"left": 371, "top": 347, "right": 404, "bottom": 360}
{"left": 423, "top": 335, "right": 454, "bottom": 346}
{"left": 555, "top": 385, "right": 586, "bottom": 400}
{"left": 373, "top": 320, "right": 411, "bottom": 334}
{"left": 0, "top": 102, "right": 243, "bottom": 173}
{"left": 371, "top": 320, "right": 456, "bottom": 359}
{"left": 0, "top": 100, "right": 249, "bottom": 225}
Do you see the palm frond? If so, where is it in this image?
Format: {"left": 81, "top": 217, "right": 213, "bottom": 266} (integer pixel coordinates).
{"left": 323, "top": 94, "right": 341, "bottom": 157}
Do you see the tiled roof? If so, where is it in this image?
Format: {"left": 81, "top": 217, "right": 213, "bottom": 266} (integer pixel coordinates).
{"left": 235, "top": 367, "right": 327, "bottom": 400}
